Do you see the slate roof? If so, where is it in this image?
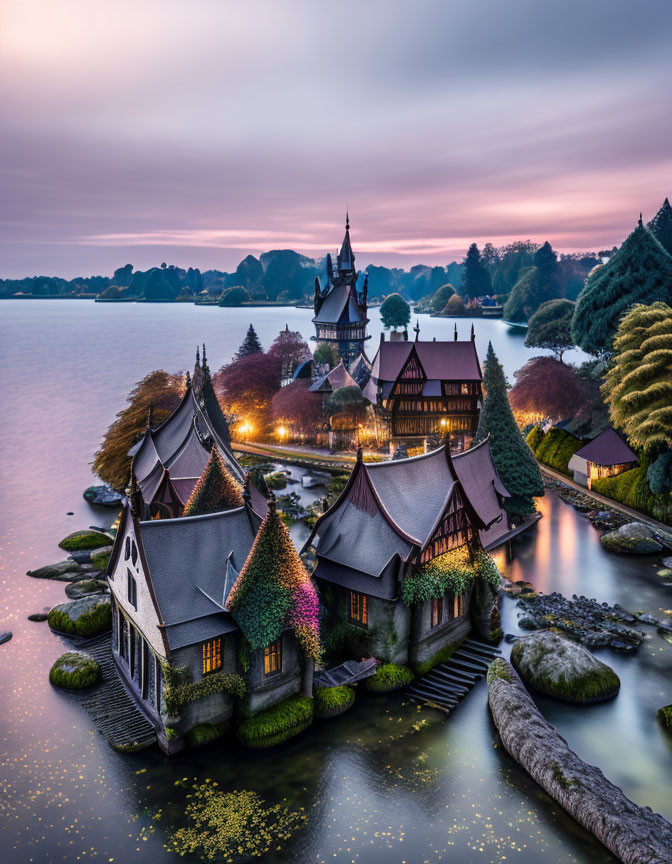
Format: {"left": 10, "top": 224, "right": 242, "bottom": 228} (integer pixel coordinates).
{"left": 313, "top": 557, "right": 399, "bottom": 600}
{"left": 369, "top": 339, "right": 482, "bottom": 382}
{"left": 452, "top": 437, "right": 509, "bottom": 541}
{"left": 313, "top": 283, "right": 365, "bottom": 325}
{"left": 138, "top": 507, "right": 256, "bottom": 650}
{"left": 572, "top": 427, "right": 638, "bottom": 466}
{"left": 309, "top": 361, "right": 359, "bottom": 393}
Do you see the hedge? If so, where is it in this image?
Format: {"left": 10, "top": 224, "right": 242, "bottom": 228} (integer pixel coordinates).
{"left": 364, "top": 663, "right": 413, "bottom": 693}
{"left": 592, "top": 462, "right": 672, "bottom": 526}
{"left": 186, "top": 720, "right": 230, "bottom": 747}
{"left": 533, "top": 428, "right": 584, "bottom": 476}
{"left": 525, "top": 425, "right": 544, "bottom": 453}
{"left": 314, "top": 685, "right": 355, "bottom": 718}
{"left": 236, "top": 695, "right": 314, "bottom": 748}
{"left": 49, "top": 651, "right": 100, "bottom": 689}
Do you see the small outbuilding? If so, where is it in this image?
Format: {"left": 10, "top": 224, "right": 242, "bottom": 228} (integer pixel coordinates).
{"left": 568, "top": 427, "right": 638, "bottom": 489}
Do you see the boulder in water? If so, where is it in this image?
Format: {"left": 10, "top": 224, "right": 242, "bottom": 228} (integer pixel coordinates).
{"left": 511, "top": 629, "right": 620, "bottom": 703}
{"left": 83, "top": 484, "right": 122, "bottom": 507}
{"left": 27, "top": 612, "right": 49, "bottom": 622}
{"left": 65, "top": 579, "right": 109, "bottom": 599}
{"left": 48, "top": 596, "right": 112, "bottom": 638}
{"left": 49, "top": 651, "right": 100, "bottom": 689}
{"left": 27, "top": 559, "right": 92, "bottom": 581}
{"left": 0, "top": 631, "right": 12, "bottom": 645}
{"left": 600, "top": 522, "right": 663, "bottom": 555}
{"left": 58, "top": 529, "right": 113, "bottom": 552}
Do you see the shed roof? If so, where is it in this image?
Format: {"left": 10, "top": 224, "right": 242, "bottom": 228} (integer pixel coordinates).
{"left": 572, "top": 427, "right": 638, "bottom": 466}
{"left": 370, "top": 339, "right": 482, "bottom": 382}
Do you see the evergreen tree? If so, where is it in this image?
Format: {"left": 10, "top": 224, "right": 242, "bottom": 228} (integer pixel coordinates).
{"left": 182, "top": 447, "right": 244, "bottom": 516}
{"left": 461, "top": 243, "right": 491, "bottom": 299}
{"left": 226, "top": 496, "right": 321, "bottom": 660}
{"left": 525, "top": 298, "right": 575, "bottom": 360}
{"left": 601, "top": 302, "right": 672, "bottom": 458}
{"left": 380, "top": 292, "right": 411, "bottom": 330}
{"left": 237, "top": 324, "right": 263, "bottom": 358}
{"left": 572, "top": 219, "right": 672, "bottom": 356}
{"left": 475, "top": 343, "right": 544, "bottom": 516}
{"left": 647, "top": 197, "right": 672, "bottom": 256}
{"left": 503, "top": 241, "right": 560, "bottom": 322}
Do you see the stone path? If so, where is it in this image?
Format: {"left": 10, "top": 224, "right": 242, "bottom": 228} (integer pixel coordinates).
{"left": 80, "top": 634, "right": 157, "bottom": 752}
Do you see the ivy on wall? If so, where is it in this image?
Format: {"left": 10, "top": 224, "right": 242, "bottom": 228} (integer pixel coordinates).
{"left": 401, "top": 546, "right": 501, "bottom": 606}
{"left": 163, "top": 663, "right": 247, "bottom": 716}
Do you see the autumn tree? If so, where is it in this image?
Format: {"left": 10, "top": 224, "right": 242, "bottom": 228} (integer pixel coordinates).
{"left": 380, "top": 292, "right": 411, "bottom": 330}
{"left": 215, "top": 352, "right": 281, "bottom": 436}
{"left": 572, "top": 219, "right": 672, "bottom": 356}
{"left": 509, "top": 357, "right": 587, "bottom": 420}
{"left": 525, "top": 299, "right": 575, "bottom": 360}
{"left": 475, "top": 343, "right": 544, "bottom": 517}
{"left": 236, "top": 324, "right": 263, "bottom": 358}
{"left": 93, "top": 371, "right": 184, "bottom": 490}
{"left": 267, "top": 326, "right": 311, "bottom": 381}
{"left": 271, "top": 380, "right": 324, "bottom": 438}
{"left": 602, "top": 302, "right": 672, "bottom": 458}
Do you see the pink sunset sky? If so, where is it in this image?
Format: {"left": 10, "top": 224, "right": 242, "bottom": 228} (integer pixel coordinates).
{"left": 1, "top": 0, "right": 671, "bottom": 278}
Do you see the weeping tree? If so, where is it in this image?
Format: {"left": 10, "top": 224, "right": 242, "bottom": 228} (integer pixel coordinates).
{"left": 475, "top": 343, "right": 544, "bottom": 517}
{"left": 572, "top": 219, "right": 672, "bottom": 356}
{"left": 602, "top": 302, "right": 672, "bottom": 464}
{"left": 525, "top": 299, "right": 575, "bottom": 360}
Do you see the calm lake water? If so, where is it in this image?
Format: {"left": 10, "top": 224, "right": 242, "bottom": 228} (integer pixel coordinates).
{"left": 0, "top": 300, "right": 670, "bottom": 864}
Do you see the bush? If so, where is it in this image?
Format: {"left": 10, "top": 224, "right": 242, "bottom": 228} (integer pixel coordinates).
{"left": 59, "top": 530, "right": 112, "bottom": 551}
{"left": 534, "top": 428, "right": 584, "bottom": 476}
{"left": 314, "top": 685, "right": 355, "bottom": 718}
{"left": 592, "top": 462, "right": 672, "bottom": 526}
{"left": 442, "top": 293, "right": 465, "bottom": 315}
{"left": 413, "top": 640, "right": 462, "bottom": 677}
{"left": 365, "top": 663, "right": 413, "bottom": 693}
{"left": 237, "top": 695, "right": 314, "bottom": 748}
{"left": 526, "top": 425, "right": 544, "bottom": 453}
{"left": 658, "top": 704, "right": 672, "bottom": 732}
{"left": 49, "top": 651, "right": 100, "bottom": 689}
{"left": 48, "top": 597, "right": 112, "bottom": 638}
{"left": 186, "top": 721, "right": 230, "bottom": 747}
{"left": 218, "top": 285, "right": 251, "bottom": 306}
{"left": 647, "top": 451, "right": 672, "bottom": 495}
{"left": 264, "top": 471, "right": 288, "bottom": 490}
{"left": 162, "top": 664, "right": 246, "bottom": 716}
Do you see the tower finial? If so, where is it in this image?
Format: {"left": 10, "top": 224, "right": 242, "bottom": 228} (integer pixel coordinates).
{"left": 125, "top": 471, "right": 142, "bottom": 519}
{"left": 202, "top": 343, "right": 207, "bottom": 366}
{"left": 345, "top": 208, "right": 349, "bottom": 231}
{"left": 638, "top": 212, "right": 643, "bottom": 227}
{"left": 267, "top": 490, "right": 276, "bottom": 514}
{"left": 356, "top": 443, "right": 363, "bottom": 463}
{"left": 454, "top": 323, "right": 458, "bottom": 341}
{"left": 186, "top": 369, "right": 191, "bottom": 387}
{"left": 414, "top": 319, "right": 420, "bottom": 342}
{"left": 196, "top": 346, "right": 200, "bottom": 368}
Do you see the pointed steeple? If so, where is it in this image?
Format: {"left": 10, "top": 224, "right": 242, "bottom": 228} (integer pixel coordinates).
{"left": 337, "top": 210, "right": 355, "bottom": 271}
{"left": 454, "top": 323, "right": 458, "bottom": 341}
{"left": 196, "top": 346, "right": 201, "bottom": 368}
{"left": 414, "top": 319, "right": 420, "bottom": 341}
{"left": 182, "top": 447, "right": 244, "bottom": 517}
{"left": 638, "top": 212, "right": 643, "bottom": 227}
{"left": 471, "top": 323, "right": 475, "bottom": 341}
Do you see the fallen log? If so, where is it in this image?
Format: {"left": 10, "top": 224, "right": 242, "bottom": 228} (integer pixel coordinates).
{"left": 487, "top": 658, "right": 672, "bottom": 864}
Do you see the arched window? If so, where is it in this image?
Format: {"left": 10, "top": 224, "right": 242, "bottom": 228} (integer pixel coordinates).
{"left": 131, "top": 540, "right": 138, "bottom": 566}
{"left": 124, "top": 536, "right": 131, "bottom": 560}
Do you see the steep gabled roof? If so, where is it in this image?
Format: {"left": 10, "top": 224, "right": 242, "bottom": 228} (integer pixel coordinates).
{"left": 370, "top": 339, "right": 482, "bottom": 382}
{"left": 310, "top": 361, "right": 359, "bottom": 393}
{"left": 452, "top": 436, "right": 509, "bottom": 542}
{"left": 182, "top": 447, "right": 244, "bottom": 517}
{"left": 312, "top": 283, "right": 365, "bottom": 325}
{"left": 572, "top": 427, "right": 638, "bottom": 466}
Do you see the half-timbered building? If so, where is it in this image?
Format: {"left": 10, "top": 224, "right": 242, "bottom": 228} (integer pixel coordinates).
{"left": 303, "top": 439, "right": 509, "bottom": 668}
{"left": 312, "top": 214, "right": 370, "bottom": 366}
{"left": 362, "top": 328, "right": 483, "bottom": 452}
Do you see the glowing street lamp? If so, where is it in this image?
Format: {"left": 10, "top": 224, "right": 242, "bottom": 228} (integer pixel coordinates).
{"left": 277, "top": 426, "right": 287, "bottom": 442}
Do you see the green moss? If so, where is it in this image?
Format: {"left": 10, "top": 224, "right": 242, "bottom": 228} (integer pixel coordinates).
{"left": 90, "top": 551, "right": 111, "bottom": 571}
{"left": 365, "top": 663, "right": 414, "bottom": 693}
{"left": 186, "top": 720, "right": 230, "bottom": 747}
{"left": 263, "top": 471, "right": 287, "bottom": 490}
{"left": 593, "top": 461, "right": 672, "bottom": 527}
{"left": 657, "top": 704, "right": 672, "bottom": 731}
{"left": 165, "top": 727, "right": 178, "bottom": 741}
{"left": 534, "top": 428, "right": 584, "bottom": 476}
{"left": 510, "top": 642, "right": 620, "bottom": 703}
{"left": 314, "top": 685, "right": 355, "bottom": 718}
{"left": 58, "top": 530, "right": 112, "bottom": 551}
{"left": 413, "top": 640, "right": 462, "bottom": 677}
{"left": 237, "top": 695, "right": 314, "bottom": 748}
{"left": 486, "top": 657, "right": 514, "bottom": 685}
{"left": 48, "top": 598, "right": 112, "bottom": 638}
{"left": 401, "top": 546, "right": 501, "bottom": 606}
{"left": 49, "top": 651, "right": 100, "bottom": 689}
{"left": 551, "top": 761, "right": 582, "bottom": 790}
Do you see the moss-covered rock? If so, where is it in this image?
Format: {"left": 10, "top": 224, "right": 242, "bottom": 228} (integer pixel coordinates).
{"left": 364, "top": 663, "right": 413, "bottom": 693}
{"left": 49, "top": 651, "right": 100, "bottom": 689}
{"left": 64, "top": 579, "right": 108, "bottom": 599}
{"left": 90, "top": 551, "right": 111, "bottom": 571}
{"left": 48, "top": 596, "right": 112, "bottom": 638}
{"left": 58, "top": 530, "right": 113, "bottom": 552}
{"left": 658, "top": 704, "right": 672, "bottom": 733}
{"left": 314, "top": 685, "right": 355, "bottom": 718}
{"left": 237, "top": 695, "right": 313, "bottom": 748}
{"left": 600, "top": 522, "right": 663, "bottom": 555}
{"left": 186, "top": 720, "right": 230, "bottom": 747}
{"left": 511, "top": 630, "right": 620, "bottom": 703}
{"left": 263, "top": 471, "right": 288, "bottom": 491}
{"left": 27, "top": 559, "right": 91, "bottom": 581}
{"left": 413, "top": 641, "right": 462, "bottom": 677}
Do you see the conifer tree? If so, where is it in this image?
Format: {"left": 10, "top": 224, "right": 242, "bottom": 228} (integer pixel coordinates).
{"left": 226, "top": 497, "right": 321, "bottom": 660}
{"left": 461, "top": 243, "right": 491, "bottom": 299}
{"left": 503, "top": 241, "right": 560, "bottom": 322}
{"left": 572, "top": 219, "right": 672, "bottom": 356}
{"left": 601, "top": 302, "right": 672, "bottom": 458}
{"left": 236, "top": 324, "right": 263, "bottom": 358}
{"left": 647, "top": 197, "right": 672, "bottom": 256}
{"left": 475, "top": 343, "right": 544, "bottom": 516}
{"left": 182, "top": 447, "right": 244, "bottom": 516}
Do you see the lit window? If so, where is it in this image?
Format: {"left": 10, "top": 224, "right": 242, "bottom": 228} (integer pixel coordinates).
{"left": 452, "top": 593, "right": 463, "bottom": 618}
{"left": 202, "top": 637, "right": 222, "bottom": 675}
{"left": 264, "top": 640, "right": 282, "bottom": 675}
{"left": 461, "top": 383, "right": 470, "bottom": 395}
{"left": 431, "top": 596, "right": 443, "bottom": 629}
{"left": 349, "top": 591, "right": 368, "bottom": 625}
{"left": 127, "top": 570, "right": 137, "bottom": 609}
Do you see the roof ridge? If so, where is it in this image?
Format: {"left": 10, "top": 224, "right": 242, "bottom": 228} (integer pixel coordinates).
{"left": 139, "top": 504, "right": 246, "bottom": 527}
{"left": 453, "top": 434, "right": 490, "bottom": 459}
{"left": 366, "top": 444, "right": 447, "bottom": 469}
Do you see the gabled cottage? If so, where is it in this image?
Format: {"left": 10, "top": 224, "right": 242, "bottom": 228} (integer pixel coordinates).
{"left": 362, "top": 329, "right": 483, "bottom": 453}
{"left": 303, "top": 440, "right": 508, "bottom": 667}
{"left": 130, "top": 347, "right": 245, "bottom": 518}
{"left": 568, "top": 427, "right": 638, "bottom": 489}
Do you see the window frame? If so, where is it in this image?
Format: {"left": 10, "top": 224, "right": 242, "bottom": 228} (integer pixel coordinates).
{"left": 348, "top": 590, "right": 368, "bottom": 626}
{"left": 264, "top": 639, "right": 282, "bottom": 676}
{"left": 202, "top": 636, "right": 223, "bottom": 676}
{"left": 430, "top": 595, "right": 443, "bottom": 629}
{"left": 127, "top": 569, "right": 137, "bottom": 610}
